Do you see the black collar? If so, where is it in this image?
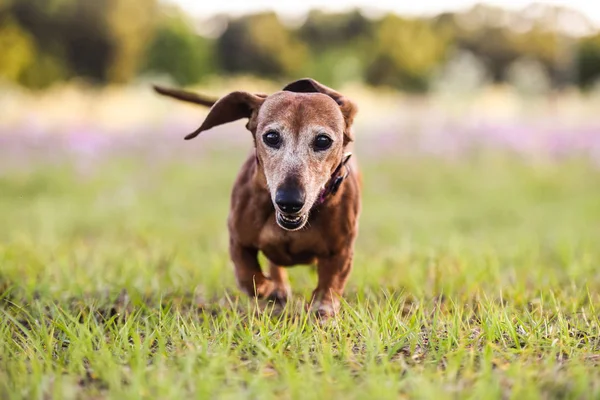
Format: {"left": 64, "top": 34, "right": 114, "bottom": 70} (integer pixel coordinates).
{"left": 317, "top": 152, "right": 352, "bottom": 205}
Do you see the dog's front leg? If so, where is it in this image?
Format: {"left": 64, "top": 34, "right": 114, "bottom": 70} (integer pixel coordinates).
{"left": 229, "top": 241, "right": 274, "bottom": 298}
{"left": 311, "top": 250, "right": 353, "bottom": 317}
{"left": 267, "top": 262, "right": 291, "bottom": 305}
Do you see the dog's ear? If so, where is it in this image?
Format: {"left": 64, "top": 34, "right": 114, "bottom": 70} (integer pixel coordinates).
{"left": 283, "top": 78, "right": 358, "bottom": 143}
{"left": 153, "top": 85, "right": 218, "bottom": 108}
{"left": 184, "top": 91, "right": 267, "bottom": 140}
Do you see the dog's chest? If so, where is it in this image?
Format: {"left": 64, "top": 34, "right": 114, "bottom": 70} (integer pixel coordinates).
{"left": 257, "top": 218, "right": 325, "bottom": 266}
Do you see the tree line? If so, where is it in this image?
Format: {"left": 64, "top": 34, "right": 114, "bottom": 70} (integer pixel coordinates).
{"left": 2, "top": 0, "right": 600, "bottom": 92}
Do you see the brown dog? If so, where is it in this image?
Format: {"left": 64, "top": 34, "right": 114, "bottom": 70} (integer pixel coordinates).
{"left": 154, "top": 79, "right": 361, "bottom": 317}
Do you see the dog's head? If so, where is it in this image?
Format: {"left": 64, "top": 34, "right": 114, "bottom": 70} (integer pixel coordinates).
{"left": 156, "top": 78, "right": 358, "bottom": 231}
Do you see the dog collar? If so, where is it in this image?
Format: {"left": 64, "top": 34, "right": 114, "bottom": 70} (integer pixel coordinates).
{"left": 317, "top": 152, "right": 352, "bottom": 205}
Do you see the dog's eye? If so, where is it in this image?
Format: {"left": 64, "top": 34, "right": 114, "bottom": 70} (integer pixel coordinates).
{"left": 263, "top": 131, "right": 281, "bottom": 148}
{"left": 313, "top": 134, "right": 332, "bottom": 151}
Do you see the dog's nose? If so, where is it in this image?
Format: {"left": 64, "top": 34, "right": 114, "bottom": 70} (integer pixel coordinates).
{"left": 275, "top": 187, "right": 305, "bottom": 214}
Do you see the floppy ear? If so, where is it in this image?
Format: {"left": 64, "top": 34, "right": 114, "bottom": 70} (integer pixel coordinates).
{"left": 184, "top": 91, "right": 266, "bottom": 140}
{"left": 153, "top": 85, "right": 218, "bottom": 108}
{"left": 283, "top": 78, "right": 358, "bottom": 143}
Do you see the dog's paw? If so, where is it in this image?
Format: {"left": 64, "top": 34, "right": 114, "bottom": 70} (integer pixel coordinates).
{"left": 308, "top": 299, "right": 340, "bottom": 323}
{"left": 246, "top": 278, "right": 275, "bottom": 299}
{"left": 266, "top": 284, "right": 291, "bottom": 306}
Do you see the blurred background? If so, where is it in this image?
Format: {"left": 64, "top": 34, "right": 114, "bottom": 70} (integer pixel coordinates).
{"left": 1, "top": 0, "right": 599, "bottom": 297}
{"left": 2, "top": 4, "right": 600, "bottom": 397}
{"left": 1, "top": 0, "right": 600, "bottom": 159}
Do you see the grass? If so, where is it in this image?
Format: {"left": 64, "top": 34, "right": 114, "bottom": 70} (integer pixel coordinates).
{"left": 1, "top": 145, "right": 600, "bottom": 399}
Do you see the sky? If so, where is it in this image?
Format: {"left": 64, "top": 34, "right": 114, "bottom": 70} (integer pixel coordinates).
{"left": 167, "top": 0, "right": 600, "bottom": 25}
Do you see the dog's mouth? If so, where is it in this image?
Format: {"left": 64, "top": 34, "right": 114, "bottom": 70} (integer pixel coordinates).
{"left": 276, "top": 212, "right": 308, "bottom": 231}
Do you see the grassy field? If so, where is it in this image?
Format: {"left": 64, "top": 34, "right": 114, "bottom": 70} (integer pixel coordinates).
{"left": 1, "top": 123, "right": 600, "bottom": 399}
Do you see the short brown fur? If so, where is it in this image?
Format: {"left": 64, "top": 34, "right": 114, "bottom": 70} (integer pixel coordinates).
{"left": 153, "top": 79, "right": 361, "bottom": 317}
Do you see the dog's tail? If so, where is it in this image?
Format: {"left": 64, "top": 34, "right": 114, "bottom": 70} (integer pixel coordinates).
{"left": 153, "top": 85, "right": 217, "bottom": 108}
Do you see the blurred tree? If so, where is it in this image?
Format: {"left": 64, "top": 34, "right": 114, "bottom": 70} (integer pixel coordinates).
{"left": 512, "top": 26, "right": 576, "bottom": 89}
{"left": 453, "top": 26, "right": 521, "bottom": 83}
{"left": 302, "top": 48, "right": 364, "bottom": 89}
{"left": 506, "top": 56, "right": 551, "bottom": 97}
{"left": 577, "top": 33, "right": 600, "bottom": 89}
{"left": 0, "top": 1, "right": 598, "bottom": 92}
{"left": 106, "top": 0, "right": 158, "bottom": 83}
{"left": 296, "top": 10, "right": 372, "bottom": 87}
{"left": 19, "top": 51, "right": 69, "bottom": 89}
{"left": 437, "top": 4, "right": 582, "bottom": 89}
{"left": 216, "top": 12, "right": 308, "bottom": 79}
{"left": 365, "top": 14, "right": 450, "bottom": 91}
{"left": 1, "top": 0, "right": 157, "bottom": 87}
{"left": 298, "top": 9, "right": 372, "bottom": 52}
{"left": 143, "top": 9, "right": 215, "bottom": 86}
{"left": 0, "top": 16, "right": 35, "bottom": 82}
{"left": 431, "top": 49, "right": 489, "bottom": 96}
{"left": 5, "top": 0, "right": 111, "bottom": 84}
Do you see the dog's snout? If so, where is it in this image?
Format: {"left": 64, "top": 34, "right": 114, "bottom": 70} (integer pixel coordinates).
{"left": 275, "top": 187, "right": 305, "bottom": 214}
